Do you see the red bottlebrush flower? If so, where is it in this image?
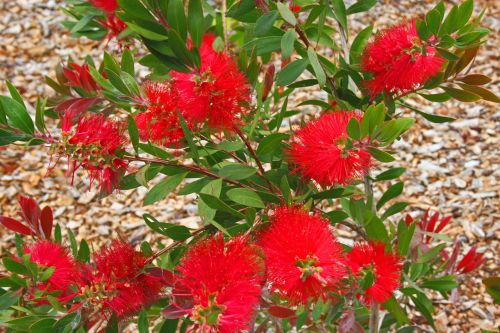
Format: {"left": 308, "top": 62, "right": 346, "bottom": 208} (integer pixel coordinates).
{"left": 57, "top": 114, "right": 128, "bottom": 193}
{"left": 63, "top": 63, "right": 100, "bottom": 93}
{"left": 89, "top": 0, "right": 118, "bottom": 13}
{"left": 456, "top": 247, "right": 486, "bottom": 274}
{"left": 171, "top": 234, "right": 263, "bottom": 333}
{"left": 171, "top": 34, "right": 251, "bottom": 132}
{"left": 25, "top": 241, "right": 80, "bottom": 301}
{"left": 346, "top": 242, "right": 402, "bottom": 305}
{"left": 362, "top": 20, "right": 443, "bottom": 97}
{"left": 259, "top": 205, "right": 346, "bottom": 304}
{"left": 81, "top": 241, "right": 168, "bottom": 319}
{"left": 289, "top": 4, "right": 301, "bottom": 12}
{"left": 100, "top": 15, "right": 128, "bottom": 42}
{"left": 135, "top": 82, "right": 186, "bottom": 147}
{"left": 289, "top": 111, "right": 372, "bottom": 187}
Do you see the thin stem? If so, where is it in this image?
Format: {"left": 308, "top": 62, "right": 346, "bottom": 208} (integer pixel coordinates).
{"left": 294, "top": 25, "right": 339, "bottom": 100}
{"left": 221, "top": 0, "right": 228, "bottom": 47}
{"left": 123, "top": 155, "right": 266, "bottom": 191}
{"left": 145, "top": 226, "right": 207, "bottom": 264}
{"left": 369, "top": 299, "right": 380, "bottom": 333}
{"left": 232, "top": 125, "right": 280, "bottom": 194}
{"left": 314, "top": 207, "right": 367, "bottom": 239}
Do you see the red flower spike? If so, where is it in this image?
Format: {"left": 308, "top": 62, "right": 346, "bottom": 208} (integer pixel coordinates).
{"left": 171, "top": 34, "right": 251, "bottom": 132}
{"left": 362, "top": 20, "right": 444, "bottom": 98}
{"left": 346, "top": 242, "right": 402, "bottom": 305}
{"left": 89, "top": 0, "right": 118, "bottom": 14}
{"left": 57, "top": 114, "right": 128, "bottom": 193}
{"left": 259, "top": 205, "right": 346, "bottom": 304}
{"left": 25, "top": 241, "right": 80, "bottom": 301}
{"left": 456, "top": 247, "right": 486, "bottom": 274}
{"left": 81, "top": 241, "right": 167, "bottom": 319}
{"left": 289, "top": 111, "right": 372, "bottom": 187}
{"left": 135, "top": 81, "right": 187, "bottom": 147}
{"left": 171, "top": 234, "right": 263, "bottom": 333}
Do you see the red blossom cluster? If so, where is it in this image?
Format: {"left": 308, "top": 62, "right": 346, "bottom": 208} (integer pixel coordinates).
{"left": 52, "top": 113, "right": 128, "bottom": 193}
{"left": 62, "top": 62, "right": 100, "bottom": 93}
{"left": 362, "top": 20, "right": 444, "bottom": 97}
{"left": 289, "top": 111, "right": 372, "bottom": 187}
{"left": 135, "top": 34, "right": 250, "bottom": 145}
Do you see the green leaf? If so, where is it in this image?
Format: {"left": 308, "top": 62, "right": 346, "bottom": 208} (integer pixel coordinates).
{"left": 442, "top": 86, "right": 481, "bottom": 102}
{"left": 411, "top": 293, "right": 435, "bottom": 328}
{"left": 377, "top": 118, "right": 414, "bottom": 144}
{"left": 226, "top": 188, "right": 265, "bottom": 208}
{"left": 381, "top": 202, "right": 408, "bottom": 221}
{"left": 40, "top": 266, "right": 55, "bottom": 282}
{"left": 35, "top": 97, "right": 47, "bottom": 134}
{"left": 421, "top": 276, "right": 458, "bottom": 292}
{"left": 127, "top": 22, "right": 168, "bottom": 41}
{"left": 167, "top": 0, "right": 187, "bottom": 39}
{"left": 350, "top": 25, "right": 372, "bottom": 64}
{"left": 455, "top": 0, "right": 474, "bottom": 31}
{"left": 361, "top": 102, "right": 385, "bottom": 137}
{"left": 179, "top": 114, "right": 200, "bottom": 163}
{"left": 418, "top": 243, "right": 446, "bottom": 263}
{"left": 6, "top": 81, "right": 26, "bottom": 110}
{"left": 218, "top": 164, "right": 257, "bottom": 180}
{"left": 415, "top": 110, "right": 455, "bottom": 123}
{"left": 138, "top": 309, "right": 149, "bottom": 333}
{"left": 144, "top": 173, "right": 188, "bottom": 205}
{"left": 3, "top": 257, "right": 29, "bottom": 275}
{"left": 457, "top": 83, "right": 500, "bottom": 103}
{"left": 280, "top": 176, "right": 292, "bottom": 205}
{"left": 436, "top": 47, "right": 459, "bottom": 61}
{"left": 331, "top": 0, "right": 348, "bottom": 32}
{"left": 143, "top": 214, "right": 192, "bottom": 241}
{"left": 439, "top": 5, "right": 458, "bottom": 36}
{"left": 277, "top": 2, "right": 297, "bottom": 26}
{"left": 0, "top": 96, "right": 34, "bottom": 134}
{"left": 418, "top": 92, "right": 451, "bottom": 102}
{"left": 255, "top": 10, "right": 278, "bottom": 36}
{"left": 383, "top": 296, "right": 409, "bottom": 325}
{"left": 307, "top": 48, "right": 326, "bottom": 86}
{"left": 188, "top": 0, "right": 204, "bottom": 47}
{"left": 0, "top": 291, "right": 20, "bottom": 310}
{"left": 281, "top": 29, "right": 296, "bottom": 60}
{"left": 364, "top": 214, "right": 390, "bottom": 242}
{"left": 327, "top": 210, "right": 349, "bottom": 224}
{"left": 104, "top": 69, "right": 130, "bottom": 95}
{"left": 416, "top": 19, "right": 429, "bottom": 41}
{"left": 376, "top": 167, "right": 406, "bottom": 181}
{"left": 257, "top": 133, "right": 289, "bottom": 157}
{"left": 367, "top": 147, "right": 395, "bottom": 163}
{"left": 276, "top": 58, "right": 309, "bottom": 86}
{"left": 346, "top": 117, "right": 360, "bottom": 140}
{"left": 198, "top": 179, "right": 222, "bottom": 222}
{"left": 426, "top": 9, "right": 443, "bottom": 35}
{"left": 457, "top": 74, "right": 492, "bottom": 85}
{"left": 346, "top": 0, "right": 377, "bottom": 15}
{"left": 77, "top": 240, "right": 90, "bottom": 263}
{"left": 127, "top": 116, "right": 139, "bottom": 154}
{"left": 160, "top": 319, "right": 180, "bottom": 333}
{"left": 397, "top": 219, "right": 416, "bottom": 256}
{"left": 199, "top": 193, "right": 245, "bottom": 219}
{"left": 377, "top": 182, "right": 404, "bottom": 210}
{"left": 120, "top": 50, "right": 134, "bottom": 76}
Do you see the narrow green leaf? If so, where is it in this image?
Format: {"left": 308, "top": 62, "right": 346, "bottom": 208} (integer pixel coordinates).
{"left": 144, "top": 173, "right": 188, "bottom": 205}
{"left": 167, "top": 0, "right": 187, "bottom": 39}
{"left": 377, "top": 182, "right": 404, "bottom": 210}
{"left": 35, "top": 97, "right": 47, "bottom": 134}
{"left": 331, "top": 0, "right": 348, "bottom": 31}
{"left": 218, "top": 164, "right": 257, "bottom": 180}
{"left": 138, "top": 309, "right": 149, "bottom": 333}
{"left": 0, "top": 96, "right": 34, "bottom": 134}
{"left": 276, "top": 58, "right": 309, "bottom": 86}
{"left": 350, "top": 25, "right": 372, "bottom": 64}
{"left": 127, "top": 116, "right": 139, "bottom": 154}
{"left": 346, "top": 117, "right": 361, "bottom": 140}
{"left": 199, "top": 193, "right": 245, "bottom": 219}
{"left": 226, "top": 188, "right": 265, "bottom": 208}
{"left": 442, "top": 86, "right": 481, "bottom": 102}
{"left": 281, "top": 29, "right": 296, "bottom": 60}
{"left": 367, "top": 147, "right": 395, "bottom": 163}
{"left": 376, "top": 167, "right": 406, "bottom": 181}
{"left": 277, "top": 2, "right": 297, "bottom": 26}
{"left": 6, "top": 81, "right": 26, "bottom": 110}
{"left": 255, "top": 10, "right": 278, "bottom": 36}
{"left": 121, "top": 49, "right": 135, "bottom": 76}
{"left": 188, "top": 0, "right": 204, "bottom": 47}
{"left": 383, "top": 296, "right": 409, "bottom": 325}
{"left": 307, "top": 48, "right": 326, "bottom": 86}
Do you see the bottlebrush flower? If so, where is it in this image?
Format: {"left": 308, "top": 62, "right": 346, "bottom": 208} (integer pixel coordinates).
{"left": 259, "top": 205, "right": 346, "bottom": 304}
{"left": 361, "top": 20, "right": 444, "bottom": 97}
{"left": 63, "top": 63, "right": 100, "bottom": 93}
{"left": 135, "top": 82, "right": 187, "bottom": 147}
{"left": 289, "top": 111, "right": 372, "bottom": 187}
{"left": 89, "top": 0, "right": 118, "bottom": 13}
{"left": 80, "top": 241, "right": 168, "bottom": 319}
{"left": 346, "top": 242, "right": 402, "bottom": 305}
{"left": 171, "top": 34, "right": 251, "bottom": 132}
{"left": 456, "top": 247, "right": 486, "bottom": 274}
{"left": 25, "top": 241, "right": 80, "bottom": 301}
{"left": 170, "top": 234, "right": 263, "bottom": 333}
{"left": 57, "top": 114, "right": 128, "bottom": 193}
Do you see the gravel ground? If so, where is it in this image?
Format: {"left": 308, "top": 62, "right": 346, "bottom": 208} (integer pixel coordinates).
{"left": 0, "top": 0, "right": 498, "bottom": 332}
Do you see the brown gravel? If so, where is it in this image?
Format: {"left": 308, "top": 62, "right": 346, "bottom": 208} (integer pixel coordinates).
{"left": 0, "top": 0, "right": 498, "bottom": 332}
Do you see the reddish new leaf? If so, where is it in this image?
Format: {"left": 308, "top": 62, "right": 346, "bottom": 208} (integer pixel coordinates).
{"left": 40, "top": 206, "right": 53, "bottom": 239}
{"left": 18, "top": 195, "right": 41, "bottom": 231}
{"left": 268, "top": 305, "right": 296, "bottom": 319}
{"left": 0, "top": 216, "right": 33, "bottom": 236}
